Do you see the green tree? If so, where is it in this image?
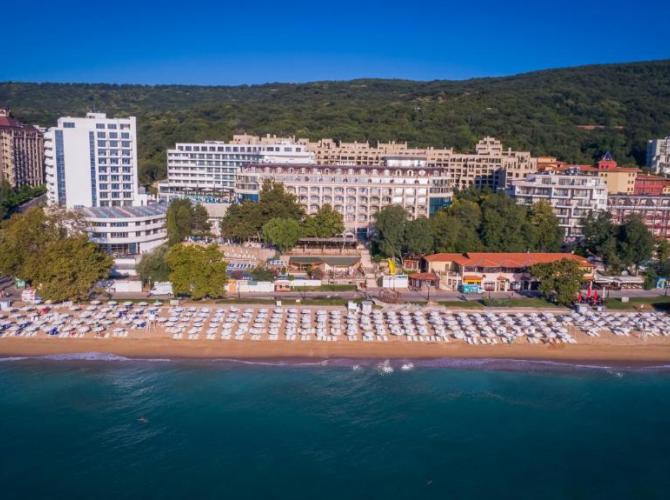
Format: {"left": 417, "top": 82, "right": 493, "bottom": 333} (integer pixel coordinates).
{"left": 302, "top": 204, "right": 344, "bottom": 237}
{"left": 166, "top": 244, "right": 228, "bottom": 299}
{"left": 656, "top": 238, "right": 670, "bottom": 262}
{"left": 192, "top": 203, "right": 212, "bottom": 236}
{"left": 137, "top": 244, "right": 171, "bottom": 285}
{"left": 529, "top": 201, "right": 563, "bottom": 251}
{"left": 28, "top": 235, "right": 113, "bottom": 302}
{"left": 581, "top": 211, "right": 620, "bottom": 268}
{"left": 257, "top": 181, "right": 305, "bottom": 222}
{"left": 403, "top": 217, "right": 434, "bottom": 255}
{"left": 479, "top": 193, "right": 532, "bottom": 251}
{"left": 616, "top": 215, "right": 654, "bottom": 271}
{"left": 262, "top": 217, "right": 302, "bottom": 252}
{"left": 219, "top": 201, "right": 262, "bottom": 241}
{"left": 372, "top": 205, "right": 408, "bottom": 259}
{"left": 0, "top": 207, "right": 62, "bottom": 280}
{"left": 530, "top": 258, "right": 585, "bottom": 305}
{"left": 219, "top": 182, "right": 304, "bottom": 241}
{"left": 430, "top": 204, "right": 482, "bottom": 253}
{"left": 166, "top": 199, "right": 194, "bottom": 245}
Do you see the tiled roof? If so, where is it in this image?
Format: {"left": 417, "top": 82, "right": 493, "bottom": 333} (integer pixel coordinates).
{"left": 408, "top": 272, "right": 439, "bottom": 281}
{"left": 424, "top": 252, "right": 591, "bottom": 268}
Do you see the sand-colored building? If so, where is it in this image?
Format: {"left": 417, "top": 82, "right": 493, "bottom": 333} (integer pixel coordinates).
{"left": 0, "top": 108, "right": 44, "bottom": 187}
{"left": 233, "top": 134, "right": 537, "bottom": 191}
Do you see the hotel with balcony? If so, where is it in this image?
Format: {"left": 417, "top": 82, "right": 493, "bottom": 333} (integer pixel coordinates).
{"left": 235, "top": 158, "right": 453, "bottom": 237}
{"left": 608, "top": 194, "right": 670, "bottom": 240}
{"left": 160, "top": 139, "right": 314, "bottom": 204}
{"left": 510, "top": 170, "right": 608, "bottom": 240}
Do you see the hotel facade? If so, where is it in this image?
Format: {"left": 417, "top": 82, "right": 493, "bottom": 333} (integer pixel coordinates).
{"left": 647, "top": 136, "right": 670, "bottom": 175}
{"left": 233, "top": 134, "right": 537, "bottom": 190}
{"left": 160, "top": 139, "right": 314, "bottom": 203}
{"left": 235, "top": 159, "right": 453, "bottom": 236}
{"left": 608, "top": 194, "right": 670, "bottom": 240}
{"left": 44, "top": 113, "right": 166, "bottom": 256}
{"left": 510, "top": 171, "right": 608, "bottom": 240}
{"left": 0, "top": 108, "right": 44, "bottom": 188}
{"left": 45, "top": 113, "right": 139, "bottom": 209}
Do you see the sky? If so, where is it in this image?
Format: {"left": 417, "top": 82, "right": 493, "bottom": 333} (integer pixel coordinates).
{"left": 2, "top": 0, "right": 669, "bottom": 85}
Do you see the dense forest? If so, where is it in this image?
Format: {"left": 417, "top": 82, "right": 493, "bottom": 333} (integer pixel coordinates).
{"left": 2, "top": 60, "right": 670, "bottom": 185}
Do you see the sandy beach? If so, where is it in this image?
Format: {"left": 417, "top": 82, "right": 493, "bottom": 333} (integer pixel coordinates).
{"left": 2, "top": 327, "right": 670, "bottom": 364}
{"left": 3, "top": 303, "right": 670, "bottom": 364}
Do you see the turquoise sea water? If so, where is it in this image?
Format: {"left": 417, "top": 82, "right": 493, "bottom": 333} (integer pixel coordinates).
{"left": 1, "top": 356, "right": 669, "bottom": 500}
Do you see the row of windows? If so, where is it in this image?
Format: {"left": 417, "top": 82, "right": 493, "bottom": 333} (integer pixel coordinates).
{"left": 175, "top": 145, "right": 303, "bottom": 153}
{"left": 95, "top": 123, "right": 131, "bottom": 130}
{"left": 96, "top": 132, "right": 131, "bottom": 139}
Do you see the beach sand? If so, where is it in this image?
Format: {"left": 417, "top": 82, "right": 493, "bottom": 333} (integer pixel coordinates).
{"left": 2, "top": 331, "right": 670, "bottom": 364}
{"left": 3, "top": 304, "right": 670, "bottom": 364}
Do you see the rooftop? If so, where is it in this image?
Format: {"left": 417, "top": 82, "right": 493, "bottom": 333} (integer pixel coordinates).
{"left": 424, "top": 252, "right": 591, "bottom": 268}
{"left": 78, "top": 204, "right": 167, "bottom": 219}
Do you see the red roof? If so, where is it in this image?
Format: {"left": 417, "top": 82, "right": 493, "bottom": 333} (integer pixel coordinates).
{"left": 408, "top": 272, "right": 439, "bottom": 281}
{"left": 424, "top": 252, "right": 591, "bottom": 268}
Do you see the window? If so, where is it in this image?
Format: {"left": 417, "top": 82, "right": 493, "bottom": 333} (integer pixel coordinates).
{"left": 107, "top": 124, "right": 117, "bottom": 129}
{"left": 96, "top": 124, "right": 105, "bottom": 129}
{"left": 63, "top": 122, "right": 75, "bottom": 128}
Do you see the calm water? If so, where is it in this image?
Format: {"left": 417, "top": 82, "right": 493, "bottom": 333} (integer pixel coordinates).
{"left": 1, "top": 356, "right": 669, "bottom": 500}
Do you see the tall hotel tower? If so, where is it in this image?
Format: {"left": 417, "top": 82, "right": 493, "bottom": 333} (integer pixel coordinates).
{"left": 45, "top": 113, "right": 139, "bottom": 209}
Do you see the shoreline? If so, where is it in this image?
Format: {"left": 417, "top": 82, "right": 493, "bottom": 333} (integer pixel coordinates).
{"left": 2, "top": 336, "right": 670, "bottom": 366}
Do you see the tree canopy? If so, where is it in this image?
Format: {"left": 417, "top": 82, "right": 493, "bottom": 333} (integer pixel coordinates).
{"left": 28, "top": 235, "right": 113, "bottom": 302}
{"left": 372, "top": 205, "right": 408, "bottom": 259}
{"left": 262, "top": 218, "right": 302, "bottom": 253}
{"left": 0, "top": 207, "right": 112, "bottom": 301}
{"left": 166, "top": 199, "right": 211, "bottom": 245}
{"left": 301, "top": 204, "right": 344, "bottom": 238}
{"left": 580, "top": 211, "right": 654, "bottom": 273}
{"left": 372, "top": 190, "right": 565, "bottom": 259}
{"left": 3, "top": 61, "right": 670, "bottom": 185}
{"left": 219, "top": 181, "right": 304, "bottom": 241}
{"left": 530, "top": 259, "right": 585, "bottom": 305}
{"left": 165, "top": 244, "right": 228, "bottom": 299}
{"left": 137, "top": 244, "right": 171, "bottom": 285}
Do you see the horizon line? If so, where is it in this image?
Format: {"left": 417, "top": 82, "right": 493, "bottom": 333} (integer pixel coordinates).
{"left": 1, "top": 58, "right": 668, "bottom": 88}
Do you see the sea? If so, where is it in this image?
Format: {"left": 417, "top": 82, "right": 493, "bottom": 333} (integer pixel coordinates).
{"left": 1, "top": 356, "right": 669, "bottom": 500}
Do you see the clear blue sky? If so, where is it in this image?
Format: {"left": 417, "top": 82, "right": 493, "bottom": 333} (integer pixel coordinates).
{"left": 2, "top": 0, "right": 668, "bottom": 85}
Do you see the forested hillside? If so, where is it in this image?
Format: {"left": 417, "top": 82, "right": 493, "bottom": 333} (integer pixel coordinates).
{"left": 2, "top": 60, "right": 670, "bottom": 185}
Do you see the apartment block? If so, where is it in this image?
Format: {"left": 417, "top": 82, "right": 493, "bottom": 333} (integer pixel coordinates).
{"left": 0, "top": 108, "right": 44, "bottom": 187}
{"left": 510, "top": 171, "right": 608, "bottom": 240}
{"left": 44, "top": 113, "right": 139, "bottom": 209}
{"left": 608, "top": 194, "right": 670, "bottom": 240}
{"left": 647, "top": 136, "right": 670, "bottom": 175}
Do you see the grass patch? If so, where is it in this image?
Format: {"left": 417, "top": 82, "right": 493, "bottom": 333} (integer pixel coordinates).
{"left": 438, "top": 300, "right": 484, "bottom": 308}
{"left": 481, "top": 298, "right": 559, "bottom": 308}
{"left": 605, "top": 296, "right": 670, "bottom": 311}
{"left": 292, "top": 284, "right": 358, "bottom": 292}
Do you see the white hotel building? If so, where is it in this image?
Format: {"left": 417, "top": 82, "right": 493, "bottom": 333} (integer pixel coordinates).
{"left": 236, "top": 158, "right": 453, "bottom": 236}
{"left": 45, "top": 113, "right": 139, "bottom": 209}
{"left": 44, "top": 113, "right": 167, "bottom": 256}
{"left": 647, "top": 136, "right": 670, "bottom": 175}
{"left": 510, "top": 170, "right": 608, "bottom": 240}
{"left": 159, "top": 140, "right": 314, "bottom": 203}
